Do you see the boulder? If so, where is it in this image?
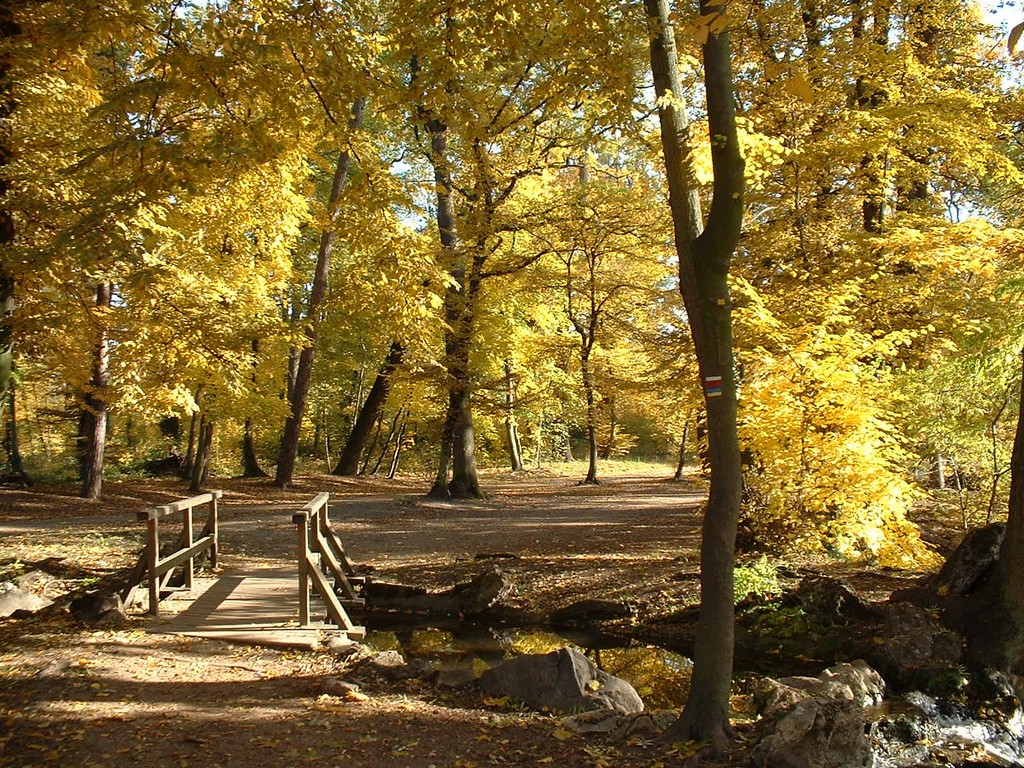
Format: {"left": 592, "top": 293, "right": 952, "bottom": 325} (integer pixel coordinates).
{"left": 449, "top": 566, "right": 512, "bottom": 614}
{"left": 752, "top": 697, "right": 872, "bottom": 768}
{"left": 0, "top": 581, "right": 52, "bottom": 618}
{"left": 436, "top": 665, "right": 476, "bottom": 689}
{"left": 68, "top": 590, "right": 125, "bottom": 625}
{"left": 754, "top": 678, "right": 812, "bottom": 718}
{"left": 478, "top": 647, "right": 643, "bottom": 715}
{"left": 935, "top": 523, "right": 1004, "bottom": 596}
{"left": 792, "top": 576, "right": 874, "bottom": 624}
{"left": 818, "top": 660, "right": 885, "bottom": 707}
{"left": 882, "top": 602, "right": 962, "bottom": 678}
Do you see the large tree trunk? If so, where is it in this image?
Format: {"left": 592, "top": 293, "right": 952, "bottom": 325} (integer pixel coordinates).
{"left": 275, "top": 99, "right": 365, "bottom": 487}
{"left": 423, "top": 113, "right": 483, "bottom": 500}
{"left": 959, "top": 350, "right": 1024, "bottom": 671}
{"left": 80, "top": 282, "right": 112, "bottom": 500}
{"left": 334, "top": 341, "right": 404, "bottom": 475}
{"left": 646, "top": 0, "right": 745, "bottom": 748}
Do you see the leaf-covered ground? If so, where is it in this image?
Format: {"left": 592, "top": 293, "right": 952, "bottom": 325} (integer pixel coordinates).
{"left": 0, "top": 465, "right": 938, "bottom": 767}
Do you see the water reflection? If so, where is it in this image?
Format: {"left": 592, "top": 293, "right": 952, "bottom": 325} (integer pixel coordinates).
{"left": 363, "top": 620, "right": 693, "bottom": 709}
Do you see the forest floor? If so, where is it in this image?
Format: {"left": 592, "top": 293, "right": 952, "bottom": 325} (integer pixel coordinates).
{"left": 0, "top": 463, "right": 948, "bottom": 768}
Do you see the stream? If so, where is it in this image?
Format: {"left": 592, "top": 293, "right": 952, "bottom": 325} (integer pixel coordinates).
{"left": 360, "top": 616, "right": 1024, "bottom": 767}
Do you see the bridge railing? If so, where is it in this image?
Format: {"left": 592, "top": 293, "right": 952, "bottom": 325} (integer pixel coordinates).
{"left": 123, "top": 490, "right": 221, "bottom": 615}
{"left": 293, "top": 492, "right": 365, "bottom": 639}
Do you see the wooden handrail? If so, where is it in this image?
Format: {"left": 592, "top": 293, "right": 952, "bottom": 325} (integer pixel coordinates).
{"left": 124, "top": 491, "right": 221, "bottom": 615}
{"left": 294, "top": 493, "right": 364, "bottom": 639}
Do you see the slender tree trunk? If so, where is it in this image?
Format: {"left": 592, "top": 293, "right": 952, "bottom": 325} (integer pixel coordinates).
{"left": 275, "top": 99, "right": 365, "bottom": 488}
{"left": 189, "top": 417, "right": 214, "bottom": 493}
{"left": 0, "top": 6, "right": 18, "bottom": 413}
{"left": 369, "top": 408, "right": 405, "bottom": 475}
{"left": 388, "top": 414, "right": 407, "bottom": 479}
{"left": 504, "top": 361, "right": 525, "bottom": 472}
{"left": 183, "top": 394, "right": 201, "bottom": 479}
{"left": 334, "top": 341, "right": 404, "bottom": 475}
{"left": 4, "top": 375, "right": 26, "bottom": 482}
{"left": 582, "top": 348, "right": 599, "bottom": 485}
{"left": 0, "top": 269, "right": 11, "bottom": 412}
{"left": 674, "top": 418, "right": 691, "bottom": 481}
{"left": 646, "top": 0, "right": 745, "bottom": 748}
{"left": 359, "top": 416, "right": 384, "bottom": 475}
{"left": 80, "top": 282, "right": 112, "bottom": 500}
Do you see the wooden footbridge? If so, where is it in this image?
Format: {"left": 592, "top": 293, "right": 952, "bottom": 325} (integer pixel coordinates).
{"left": 122, "top": 491, "right": 367, "bottom": 650}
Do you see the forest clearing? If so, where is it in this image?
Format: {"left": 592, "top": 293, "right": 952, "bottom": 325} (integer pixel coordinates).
{"left": 4, "top": 0, "right": 1024, "bottom": 764}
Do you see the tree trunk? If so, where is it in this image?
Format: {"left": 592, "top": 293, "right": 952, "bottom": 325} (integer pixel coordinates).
{"left": 674, "top": 419, "right": 691, "bottom": 481}
{"left": 960, "top": 350, "right": 1024, "bottom": 672}
{"left": 189, "top": 417, "right": 214, "bottom": 493}
{"left": 241, "top": 417, "right": 267, "bottom": 477}
{"left": 80, "top": 282, "right": 112, "bottom": 500}
{"left": 0, "top": 268, "right": 11, "bottom": 412}
{"left": 369, "top": 408, "right": 405, "bottom": 475}
{"left": 4, "top": 374, "right": 26, "bottom": 482}
{"left": 423, "top": 111, "right": 483, "bottom": 500}
{"left": 0, "top": 6, "right": 18, "bottom": 413}
{"left": 646, "top": 0, "right": 745, "bottom": 748}
{"left": 504, "top": 361, "right": 525, "bottom": 472}
{"left": 275, "top": 99, "right": 365, "bottom": 488}
{"left": 334, "top": 341, "right": 404, "bottom": 475}
{"left": 582, "top": 348, "right": 599, "bottom": 485}
{"left": 387, "top": 415, "right": 407, "bottom": 479}
{"left": 183, "top": 394, "right": 201, "bottom": 479}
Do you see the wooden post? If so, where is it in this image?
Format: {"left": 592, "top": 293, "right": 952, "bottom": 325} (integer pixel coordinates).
{"left": 183, "top": 505, "right": 194, "bottom": 590}
{"left": 147, "top": 517, "right": 159, "bottom": 616}
{"left": 209, "top": 492, "right": 219, "bottom": 568}
{"left": 295, "top": 512, "right": 310, "bottom": 626}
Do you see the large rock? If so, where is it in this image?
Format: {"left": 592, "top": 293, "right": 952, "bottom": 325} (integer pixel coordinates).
{"left": 0, "top": 581, "right": 52, "bottom": 618}
{"left": 763, "top": 661, "right": 885, "bottom": 717}
{"left": 69, "top": 591, "right": 126, "bottom": 625}
{"left": 882, "top": 602, "right": 962, "bottom": 678}
{"left": 448, "top": 566, "right": 512, "bottom": 614}
{"left": 752, "top": 697, "right": 872, "bottom": 768}
{"left": 818, "top": 660, "right": 885, "bottom": 707}
{"left": 478, "top": 647, "right": 643, "bottom": 715}
{"left": 935, "top": 523, "right": 1004, "bottom": 596}
{"left": 792, "top": 576, "right": 874, "bottom": 623}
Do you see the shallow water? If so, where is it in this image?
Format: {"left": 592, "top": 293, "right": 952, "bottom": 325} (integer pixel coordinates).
{"left": 363, "top": 618, "right": 693, "bottom": 708}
